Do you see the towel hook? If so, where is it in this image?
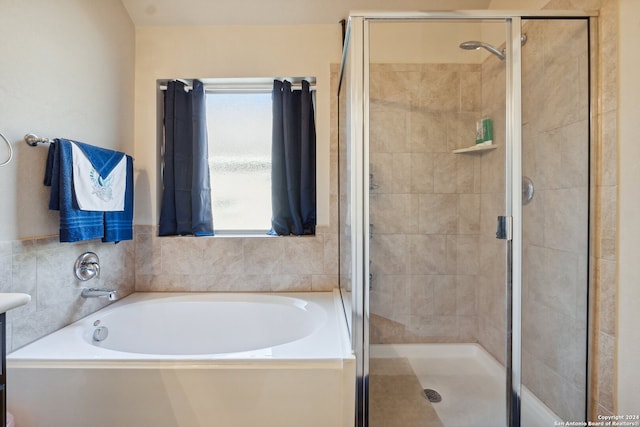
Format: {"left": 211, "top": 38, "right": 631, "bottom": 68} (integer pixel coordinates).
{"left": 0, "top": 132, "right": 13, "bottom": 167}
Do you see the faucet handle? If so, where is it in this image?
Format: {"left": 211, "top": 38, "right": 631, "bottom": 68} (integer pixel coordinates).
{"left": 75, "top": 252, "right": 100, "bottom": 281}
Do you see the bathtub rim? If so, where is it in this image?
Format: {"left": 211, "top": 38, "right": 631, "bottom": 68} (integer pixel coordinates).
{"left": 8, "top": 289, "right": 354, "bottom": 369}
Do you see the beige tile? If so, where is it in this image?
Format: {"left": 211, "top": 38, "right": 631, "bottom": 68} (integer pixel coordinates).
{"left": 134, "top": 232, "right": 161, "bottom": 276}
{"left": 456, "top": 154, "right": 475, "bottom": 193}
{"left": 522, "top": 348, "right": 585, "bottom": 421}
{"left": 369, "top": 109, "right": 408, "bottom": 153}
{"left": 544, "top": 187, "right": 589, "bottom": 255}
{"left": 541, "top": 55, "right": 585, "bottom": 132}
{"left": 480, "top": 192, "right": 504, "bottom": 241}
{"left": 523, "top": 301, "right": 586, "bottom": 396}
{"left": 446, "top": 112, "right": 478, "bottom": 151}
{"left": 597, "top": 332, "right": 615, "bottom": 413}
{"left": 560, "top": 120, "right": 590, "bottom": 188}
{"left": 160, "top": 237, "right": 206, "bottom": 275}
{"left": 371, "top": 194, "right": 419, "bottom": 234}
{"left": 598, "top": 0, "right": 618, "bottom": 114}
{"left": 419, "top": 194, "right": 458, "bottom": 234}
{"left": 543, "top": 19, "right": 589, "bottom": 67}
{"left": 322, "top": 233, "right": 338, "bottom": 275}
{"left": 36, "top": 245, "right": 87, "bottom": 311}
{"left": 406, "top": 315, "right": 458, "bottom": 339}
{"left": 479, "top": 147, "right": 505, "bottom": 194}
{"left": 460, "top": 70, "right": 481, "bottom": 112}
{"left": 458, "top": 194, "right": 480, "bottom": 234}
{"left": 481, "top": 59, "right": 506, "bottom": 113}
{"left": 457, "top": 315, "right": 478, "bottom": 340}
{"left": 419, "top": 69, "right": 459, "bottom": 112}
{"left": 371, "top": 235, "right": 408, "bottom": 275}
{"left": 203, "top": 237, "right": 244, "bottom": 275}
{"left": 534, "top": 129, "right": 563, "bottom": 190}
{"left": 392, "top": 153, "right": 413, "bottom": 193}
{"left": 270, "top": 274, "right": 312, "bottom": 292}
{"left": 445, "top": 236, "right": 457, "bottom": 275}
{"left": 370, "top": 275, "right": 409, "bottom": 325}
{"left": 370, "top": 152, "right": 393, "bottom": 194}
{"left": 456, "top": 236, "right": 479, "bottom": 276}
{"left": 598, "top": 259, "right": 616, "bottom": 336}
{"left": 311, "top": 274, "right": 337, "bottom": 291}
{"left": 408, "top": 235, "right": 447, "bottom": 275}
{"left": 409, "top": 275, "right": 435, "bottom": 318}
{"left": 280, "top": 236, "right": 324, "bottom": 275}
{"left": 456, "top": 275, "right": 476, "bottom": 316}
{"left": 407, "top": 111, "right": 448, "bottom": 153}
{"left": 243, "top": 237, "right": 283, "bottom": 275}
{"left": 370, "top": 70, "right": 421, "bottom": 110}
{"left": 409, "top": 153, "right": 434, "bottom": 194}
{"left": 526, "top": 245, "right": 579, "bottom": 316}
{"left": 523, "top": 190, "right": 545, "bottom": 247}
{"left": 433, "top": 153, "right": 457, "bottom": 194}
{"left": 600, "top": 110, "right": 617, "bottom": 187}
{"left": 432, "top": 275, "right": 456, "bottom": 316}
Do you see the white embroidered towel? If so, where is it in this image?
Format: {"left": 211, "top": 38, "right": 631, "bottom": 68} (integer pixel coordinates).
{"left": 71, "top": 142, "right": 127, "bottom": 211}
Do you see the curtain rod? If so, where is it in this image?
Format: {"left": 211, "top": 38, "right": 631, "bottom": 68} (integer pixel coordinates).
{"left": 158, "top": 78, "right": 316, "bottom": 92}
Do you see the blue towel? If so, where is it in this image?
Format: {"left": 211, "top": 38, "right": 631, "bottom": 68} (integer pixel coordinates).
{"left": 44, "top": 139, "right": 133, "bottom": 243}
{"left": 103, "top": 155, "right": 133, "bottom": 243}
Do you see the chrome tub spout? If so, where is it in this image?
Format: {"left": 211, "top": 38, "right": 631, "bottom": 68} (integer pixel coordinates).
{"left": 81, "top": 288, "right": 118, "bottom": 301}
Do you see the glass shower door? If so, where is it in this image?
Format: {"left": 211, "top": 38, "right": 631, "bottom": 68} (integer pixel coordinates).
{"left": 520, "top": 17, "right": 591, "bottom": 426}
{"left": 366, "top": 18, "right": 512, "bottom": 427}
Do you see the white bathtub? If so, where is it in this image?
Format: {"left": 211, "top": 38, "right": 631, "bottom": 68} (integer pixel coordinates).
{"left": 7, "top": 291, "right": 355, "bottom": 427}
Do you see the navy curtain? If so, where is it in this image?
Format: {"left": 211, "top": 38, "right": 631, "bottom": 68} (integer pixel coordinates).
{"left": 270, "top": 80, "right": 316, "bottom": 236}
{"left": 159, "top": 79, "right": 214, "bottom": 236}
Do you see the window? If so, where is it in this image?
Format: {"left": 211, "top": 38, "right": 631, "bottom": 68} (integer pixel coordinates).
{"left": 207, "top": 92, "right": 272, "bottom": 232}
{"left": 159, "top": 77, "right": 316, "bottom": 236}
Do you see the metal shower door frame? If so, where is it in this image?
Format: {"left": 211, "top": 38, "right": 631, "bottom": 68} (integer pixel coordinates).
{"left": 343, "top": 10, "right": 595, "bottom": 427}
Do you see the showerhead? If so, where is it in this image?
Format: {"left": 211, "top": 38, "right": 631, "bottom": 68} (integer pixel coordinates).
{"left": 459, "top": 34, "right": 527, "bottom": 61}
{"left": 459, "top": 40, "right": 505, "bottom": 61}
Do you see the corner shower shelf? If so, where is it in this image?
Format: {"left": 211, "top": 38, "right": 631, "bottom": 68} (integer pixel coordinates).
{"left": 452, "top": 144, "right": 498, "bottom": 154}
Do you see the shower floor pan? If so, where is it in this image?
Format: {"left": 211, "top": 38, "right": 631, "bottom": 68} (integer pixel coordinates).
{"left": 371, "top": 343, "right": 561, "bottom": 427}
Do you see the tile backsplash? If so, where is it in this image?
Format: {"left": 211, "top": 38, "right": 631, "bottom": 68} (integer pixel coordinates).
{"left": 134, "top": 225, "right": 338, "bottom": 293}
{"left": 1, "top": 225, "right": 339, "bottom": 353}
{"left": 0, "top": 237, "right": 134, "bottom": 352}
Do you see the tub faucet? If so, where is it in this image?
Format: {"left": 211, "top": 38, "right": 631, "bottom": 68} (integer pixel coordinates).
{"left": 81, "top": 288, "right": 118, "bottom": 301}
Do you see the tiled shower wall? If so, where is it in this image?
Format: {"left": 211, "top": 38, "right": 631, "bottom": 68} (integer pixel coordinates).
{"left": 367, "top": 63, "right": 483, "bottom": 344}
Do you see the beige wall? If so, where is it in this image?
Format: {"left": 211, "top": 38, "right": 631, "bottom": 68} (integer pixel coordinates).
{"left": 132, "top": 25, "right": 343, "bottom": 293}
{"left": 369, "top": 22, "right": 484, "bottom": 64}
{"left": 616, "top": 0, "right": 640, "bottom": 414}
{"left": 0, "top": 0, "right": 136, "bottom": 351}
{"left": 133, "top": 25, "right": 342, "bottom": 227}
{"left": 0, "top": 0, "right": 135, "bottom": 241}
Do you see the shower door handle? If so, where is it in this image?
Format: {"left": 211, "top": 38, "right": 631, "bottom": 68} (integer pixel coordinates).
{"left": 496, "top": 216, "right": 512, "bottom": 240}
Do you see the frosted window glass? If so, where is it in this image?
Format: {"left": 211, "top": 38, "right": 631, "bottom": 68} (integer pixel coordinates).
{"left": 207, "top": 93, "right": 272, "bottom": 231}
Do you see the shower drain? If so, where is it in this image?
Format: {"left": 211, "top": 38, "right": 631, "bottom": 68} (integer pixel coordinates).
{"left": 422, "top": 388, "right": 442, "bottom": 403}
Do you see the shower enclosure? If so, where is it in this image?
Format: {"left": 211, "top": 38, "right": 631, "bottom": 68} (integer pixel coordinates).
{"left": 337, "top": 11, "right": 595, "bottom": 427}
